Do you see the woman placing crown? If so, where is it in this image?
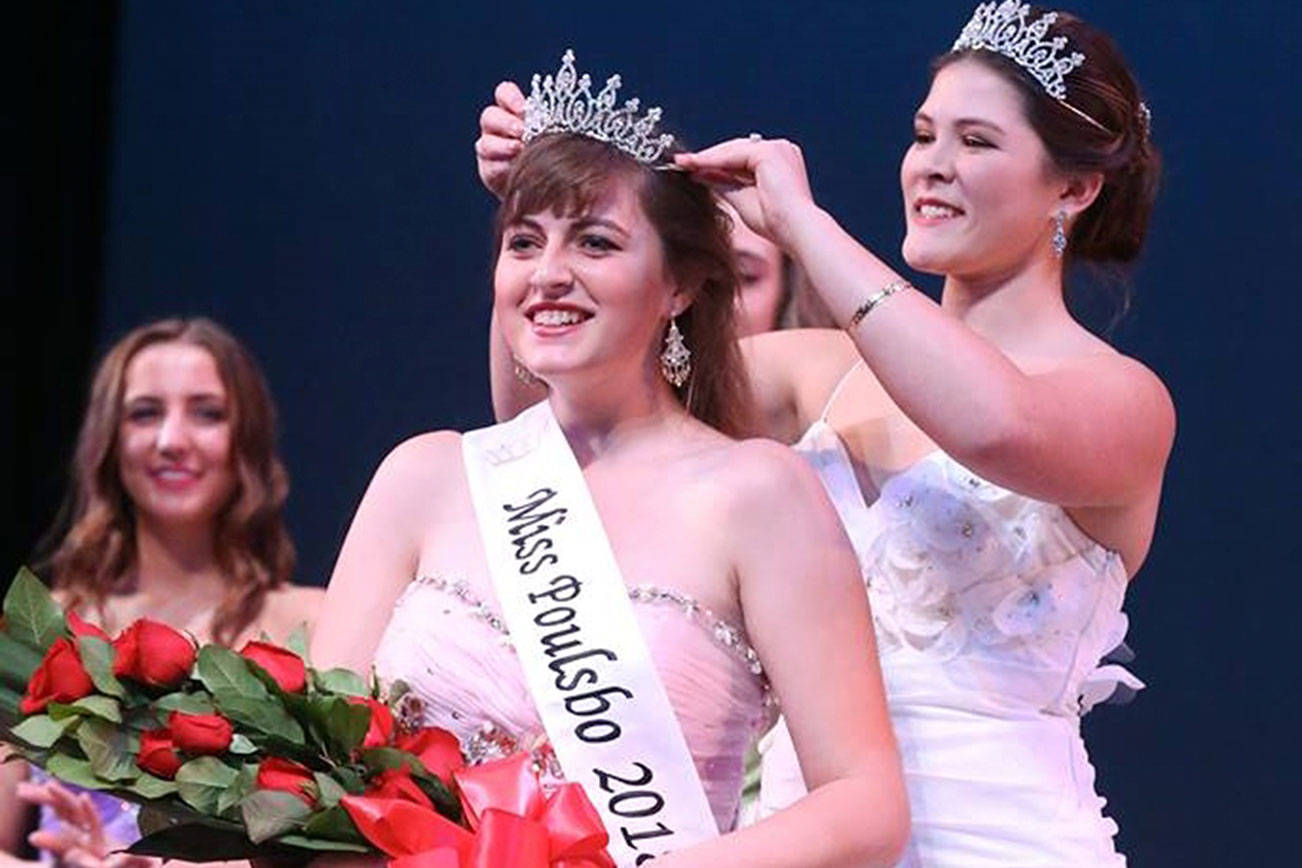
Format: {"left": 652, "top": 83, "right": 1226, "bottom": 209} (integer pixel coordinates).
{"left": 312, "top": 52, "right": 908, "bottom": 866}
{"left": 478, "top": 5, "right": 1171, "bottom": 865}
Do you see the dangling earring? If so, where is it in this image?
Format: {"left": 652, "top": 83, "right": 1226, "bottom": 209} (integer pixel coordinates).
{"left": 1052, "top": 210, "right": 1068, "bottom": 258}
{"left": 659, "top": 317, "right": 691, "bottom": 388}
{"left": 512, "top": 353, "right": 541, "bottom": 386}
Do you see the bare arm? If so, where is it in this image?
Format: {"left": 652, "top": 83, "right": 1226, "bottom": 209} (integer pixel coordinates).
{"left": 661, "top": 443, "right": 907, "bottom": 867}
{"left": 309, "top": 433, "right": 457, "bottom": 672}
{"left": 678, "top": 140, "right": 1175, "bottom": 509}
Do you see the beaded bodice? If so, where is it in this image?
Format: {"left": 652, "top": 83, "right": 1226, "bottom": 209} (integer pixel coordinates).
{"left": 372, "top": 575, "right": 774, "bottom": 833}
{"left": 795, "top": 418, "right": 1141, "bottom": 718}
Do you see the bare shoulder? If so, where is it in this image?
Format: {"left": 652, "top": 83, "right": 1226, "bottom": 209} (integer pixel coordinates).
{"left": 363, "top": 429, "right": 464, "bottom": 505}
{"left": 712, "top": 437, "right": 829, "bottom": 515}
{"left": 263, "top": 584, "right": 326, "bottom": 621}
{"left": 376, "top": 430, "right": 463, "bottom": 478}
{"left": 1059, "top": 350, "right": 1176, "bottom": 433}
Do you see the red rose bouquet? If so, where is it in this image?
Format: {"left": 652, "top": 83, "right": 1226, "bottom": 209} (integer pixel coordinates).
{"left": 0, "top": 568, "right": 612, "bottom": 866}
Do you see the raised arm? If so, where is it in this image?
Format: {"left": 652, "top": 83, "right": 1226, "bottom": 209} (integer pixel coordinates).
{"left": 677, "top": 140, "right": 1175, "bottom": 514}
{"left": 659, "top": 441, "right": 907, "bottom": 867}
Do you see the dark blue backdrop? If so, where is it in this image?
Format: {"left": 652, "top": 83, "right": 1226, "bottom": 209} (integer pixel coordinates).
{"left": 93, "top": 1, "right": 1299, "bottom": 862}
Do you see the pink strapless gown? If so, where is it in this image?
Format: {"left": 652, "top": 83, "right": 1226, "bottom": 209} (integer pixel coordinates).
{"left": 373, "top": 575, "right": 775, "bottom": 832}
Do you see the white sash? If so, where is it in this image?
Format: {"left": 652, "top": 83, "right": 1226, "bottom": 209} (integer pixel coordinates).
{"left": 461, "top": 401, "right": 718, "bottom": 865}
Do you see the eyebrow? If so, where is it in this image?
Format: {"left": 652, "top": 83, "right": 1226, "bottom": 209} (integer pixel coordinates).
{"left": 570, "top": 216, "right": 629, "bottom": 237}
{"left": 508, "top": 215, "right": 630, "bottom": 237}
{"left": 914, "top": 111, "right": 1006, "bottom": 135}
{"left": 122, "top": 392, "right": 226, "bottom": 404}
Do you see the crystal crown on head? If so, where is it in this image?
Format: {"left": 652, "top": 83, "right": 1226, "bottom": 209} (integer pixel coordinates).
{"left": 951, "top": 1, "right": 1113, "bottom": 133}
{"left": 523, "top": 50, "right": 676, "bottom": 166}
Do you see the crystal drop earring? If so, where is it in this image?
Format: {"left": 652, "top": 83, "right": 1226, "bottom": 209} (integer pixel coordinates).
{"left": 659, "top": 318, "right": 691, "bottom": 388}
{"left": 1052, "top": 210, "right": 1068, "bottom": 258}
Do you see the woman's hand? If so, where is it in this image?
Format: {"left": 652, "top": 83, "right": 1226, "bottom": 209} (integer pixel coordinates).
{"left": 18, "top": 780, "right": 157, "bottom": 868}
{"left": 674, "top": 136, "right": 821, "bottom": 251}
{"left": 475, "top": 81, "right": 527, "bottom": 198}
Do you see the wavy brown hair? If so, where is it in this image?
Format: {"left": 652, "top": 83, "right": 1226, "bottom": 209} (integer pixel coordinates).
{"left": 46, "top": 318, "right": 294, "bottom": 645}
{"left": 496, "top": 133, "right": 756, "bottom": 437}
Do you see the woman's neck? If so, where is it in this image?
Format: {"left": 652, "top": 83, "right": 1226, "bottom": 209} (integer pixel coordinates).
{"left": 940, "top": 255, "right": 1072, "bottom": 354}
{"left": 130, "top": 516, "right": 225, "bottom": 599}
{"left": 545, "top": 365, "right": 691, "bottom": 466}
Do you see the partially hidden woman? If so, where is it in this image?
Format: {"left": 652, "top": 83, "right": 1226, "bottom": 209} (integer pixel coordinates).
{"left": 478, "top": 6, "right": 1173, "bottom": 865}
{"left": 1, "top": 318, "right": 324, "bottom": 867}
{"left": 311, "top": 52, "right": 907, "bottom": 867}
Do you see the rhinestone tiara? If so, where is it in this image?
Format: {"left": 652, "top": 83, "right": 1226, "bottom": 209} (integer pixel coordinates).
{"left": 523, "top": 49, "right": 676, "bottom": 165}
{"left": 951, "top": 1, "right": 1109, "bottom": 132}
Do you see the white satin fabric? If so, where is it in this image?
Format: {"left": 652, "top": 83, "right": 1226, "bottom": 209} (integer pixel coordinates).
{"left": 758, "top": 366, "right": 1141, "bottom": 866}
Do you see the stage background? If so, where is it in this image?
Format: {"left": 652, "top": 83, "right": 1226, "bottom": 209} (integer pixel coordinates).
{"left": 8, "top": 1, "right": 1299, "bottom": 862}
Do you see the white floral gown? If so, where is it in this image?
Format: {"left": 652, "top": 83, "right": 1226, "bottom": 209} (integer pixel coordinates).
{"left": 758, "top": 365, "right": 1142, "bottom": 866}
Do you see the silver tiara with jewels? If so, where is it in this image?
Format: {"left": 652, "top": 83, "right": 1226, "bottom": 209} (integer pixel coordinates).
{"left": 952, "top": 1, "right": 1110, "bottom": 132}
{"left": 523, "top": 49, "right": 676, "bottom": 165}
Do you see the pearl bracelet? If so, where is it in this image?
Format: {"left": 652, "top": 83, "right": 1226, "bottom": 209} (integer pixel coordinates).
{"left": 846, "top": 281, "right": 909, "bottom": 329}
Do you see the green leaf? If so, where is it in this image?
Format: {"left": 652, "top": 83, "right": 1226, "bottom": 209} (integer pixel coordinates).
{"left": 312, "top": 772, "right": 347, "bottom": 809}
{"left": 127, "top": 822, "right": 272, "bottom": 860}
{"left": 76, "top": 718, "right": 138, "bottom": 781}
{"left": 240, "top": 789, "right": 312, "bottom": 844}
{"left": 228, "top": 733, "right": 256, "bottom": 755}
{"left": 415, "top": 773, "right": 462, "bottom": 823}
{"left": 195, "top": 646, "right": 267, "bottom": 701}
{"left": 275, "top": 834, "right": 370, "bottom": 853}
{"left": 304, "top": 695, "right": 369, "bottom": 758}
{"left": 10, "top": 713, "right": 78, "bottom": 748}
{"left": 46, "top": 754, "right": 111, "bottom": 790}
{"left": 285, "top": 623, "right": 310, "bottom": 663}
{"left": 216, "top": 696, "right": 305, "bottom": 745}
{"left": 358, "top": 746, "right": 424, "bottom": 776}
{"left": 0, "top": 683, "right": 25, "bottom": 725}
{"left": 76, "top": 637, "right": 125, "bottom": 698}
{"left": 301, "top": 805, "right": 364, "bottom": 843}
{"left": 128, "top": 772, "right": 179, "bottom": 798}
{"left": 333, "top": 765, "right": 366, "bottom": 795}
{"left": 175, "top": 756, "right": 240, "bottom": 814}
{"left": 312, "top": 668, "right": 368, "bottom": 698}
{"left": 2, "top": 568, "right": 65, "bottom": 651}
{"left": 0, "top": 632, "right": 44, "bottom": 687}
{"left": 154, "top": 692, "right": 215, "bottom": 715}
{"left": 49, "top": 695, "right": 122, "bottom": 723}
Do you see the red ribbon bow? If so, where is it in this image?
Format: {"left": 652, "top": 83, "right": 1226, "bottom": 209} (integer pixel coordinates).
{"left": 342, "top": 753, "right": 614, "bottom": 868}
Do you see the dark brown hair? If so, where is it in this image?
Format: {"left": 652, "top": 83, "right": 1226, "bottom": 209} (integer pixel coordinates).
{"left": 938, "top": 8, "right": 1160, "bottom": 266}
{"left": 47, "top": 318, "right": 295, "bottom": 645}
{"left": 496, "top": 133, "right": 755, "bottom": 437}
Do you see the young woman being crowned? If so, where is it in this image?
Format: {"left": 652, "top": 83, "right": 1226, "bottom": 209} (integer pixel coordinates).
{"left": 310, "top": 51, "right": 908, "bottom": 867}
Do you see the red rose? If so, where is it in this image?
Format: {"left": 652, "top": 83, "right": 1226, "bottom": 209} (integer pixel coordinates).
{"left": 66, "top": 611, "right": 109, "bottom": 641}
{"left": 395, "top": 727, "right": 464, "bottom": 784}
{"left": 20, "top": 637, "right": 95, "bottom": 714}
{"left": 238, "top": 641, "right": 306, "bottom": 693}
{"left": 168, "top": 711, "right": 233, "bottom": 754}
{"left": 256, "top": 757, "right": 316, "bottom": 806}
{"left": 349, "top": 697, "right": 395, "bottom": 749}
{"left": 137, "top": 728, "right": 183, "bottom": 779}
{"left": 112, "top": 620, "right": 195, "bottom": 688}
{"left": 365, "top": 768, "right": 433, "bottom": 811}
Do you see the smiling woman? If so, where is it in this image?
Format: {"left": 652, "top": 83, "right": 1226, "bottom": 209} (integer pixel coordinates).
{"left": 0, "top": 318, "right": 322, "bottom": 867}
{"left": 310, "top": 51, "right": 908, "bottom": 867}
